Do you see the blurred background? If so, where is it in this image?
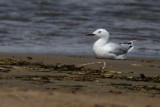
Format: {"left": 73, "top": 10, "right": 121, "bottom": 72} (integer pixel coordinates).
{"left": 0, "top": 0, "right": 159, "bottom": 57}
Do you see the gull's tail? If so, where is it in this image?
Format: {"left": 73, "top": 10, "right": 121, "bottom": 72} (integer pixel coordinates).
{"left": 120, "top": 40, "right": 135, "bottom": 52}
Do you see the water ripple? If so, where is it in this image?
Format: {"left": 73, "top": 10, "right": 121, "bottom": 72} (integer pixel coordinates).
{"left": 0, "top": 0, "right": 159, "bottom": 57}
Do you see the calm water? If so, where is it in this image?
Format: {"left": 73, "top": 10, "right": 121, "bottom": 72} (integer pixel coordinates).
{"left": 0, "top": 0, "right": 160, "bottom": 57}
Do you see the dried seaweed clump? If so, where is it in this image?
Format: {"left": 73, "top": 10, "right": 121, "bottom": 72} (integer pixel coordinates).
{"left": 120, "top": 74, "right": 160, "bottom": 83}
{"left": 0, "top": 59, "right": 30, "bottom": 66}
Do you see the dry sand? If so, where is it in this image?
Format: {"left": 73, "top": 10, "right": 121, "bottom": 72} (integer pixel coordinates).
{"left": 0, "top": 53, "right": 160, "bottom": 107}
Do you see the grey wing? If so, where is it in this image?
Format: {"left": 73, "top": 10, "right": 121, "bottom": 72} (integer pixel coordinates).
{"left": 108, "top": 43, "right": 131, "bottom": 55}
{"left": 120, "top": 40, "right": 135, "bottom": 52}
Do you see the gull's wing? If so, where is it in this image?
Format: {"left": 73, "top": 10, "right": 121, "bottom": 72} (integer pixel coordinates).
{"left": 106, "top": 42, "right": 131, "bottom": 55}
{"left": 120, "top": 40, "right": 135, "bottom": 52}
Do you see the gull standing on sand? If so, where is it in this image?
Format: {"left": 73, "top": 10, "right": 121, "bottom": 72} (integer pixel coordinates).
{"left": 86, "top": 29, "right": 135, "bottom": 60}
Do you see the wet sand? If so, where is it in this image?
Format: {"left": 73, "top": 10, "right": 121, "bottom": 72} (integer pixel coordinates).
{"left": 0, "top": 53, "right": 160, "bottom": 107}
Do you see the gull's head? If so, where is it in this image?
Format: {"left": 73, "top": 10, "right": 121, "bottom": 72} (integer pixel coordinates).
{"left": 86, "top": 29, "right": 109, "bottom": 38}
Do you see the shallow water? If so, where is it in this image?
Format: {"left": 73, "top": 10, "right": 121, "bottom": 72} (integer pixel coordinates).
{"left": 0, "top": 0, "right": 159, "bottom": 57}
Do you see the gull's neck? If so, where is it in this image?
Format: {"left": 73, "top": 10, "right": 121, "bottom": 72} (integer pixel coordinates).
{"left": 93, "top": 37, "right": 108, "bottom": 56}
{"left": 94, "top": 37, "right": 108, "bottom": 47}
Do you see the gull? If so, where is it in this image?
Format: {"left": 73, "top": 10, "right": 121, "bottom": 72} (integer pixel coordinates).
{"left": 78, "top": 28, "right": 135, "bottom": 71}
{"left": 86, "top": 28, "right": 135, "bottom": 60}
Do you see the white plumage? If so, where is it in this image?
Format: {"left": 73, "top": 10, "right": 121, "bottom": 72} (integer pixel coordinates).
{"left": 87, "top": 29, "right": 135, "bottom": 59}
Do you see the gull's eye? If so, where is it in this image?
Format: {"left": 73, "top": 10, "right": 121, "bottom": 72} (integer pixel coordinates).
{"left": 98, "top": 31, "right": 101, "bottom": 33}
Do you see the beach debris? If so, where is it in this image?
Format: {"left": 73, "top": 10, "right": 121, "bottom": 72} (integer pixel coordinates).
{"left": 103, "top": 71, "right": 120, "bottom": 78}
{"left": 108, "top": 71, "right": 121, "bottom": 74}
{"left": 0, "top": 57, "right": 160, "bottom": 97}
{"left": 94, "top": 104, "right": 105, "bottom": 107}
{"left": 0, "top": 59, "right": 85, "bottom": 71}
{"left": 27, "top": 56, "right": 33, "bottom": 60}
{"left": 111, "top": 83, "right": 132, "bottom": 87}
{"left": 108, "top": 90, "right": 122, "bottom": 94}
{"left": 141, "top": 60, "right": 152, "bottom": 63}
{"left": 119, "top": 75, "right": 160, "bottom": 83}
{"left": 65, "top": 69, "right": 103, "bottom": 82}
{"left": 101, "top": 71, "right": 160, "bottom": 83}
{"left": 15, "top": 75, "right": 66, "bottom": 83}
{"left": 0, "top": 65, "right": 12, "bottom": 73}
{"left": 139, "top": 73, "right": 146, "bottom": 78}
{"left": 131, "top": 63, "right": 143, "bottom": 67}
{"left": 0, "top": 59, "right": 30, "bottom": 66}
{"left": 0, "top": 59, "right": 159, "bottom": 83}
{"left": 111, "top": 83, "right": 160, "bottom": 93}
{"left": 133, "top": 85, "right": 159, "bottom": 91}
{"left": 0, "top": 67, "right": 10, "bottom": 72}
{"left": 131, "top": 63, "right": 158, "bottom": 68}
{"left": 149, "top": 65, "right": 155, "bottom": 67}
{"left": 78, "top": 61, "right": 106, "bottom": 72}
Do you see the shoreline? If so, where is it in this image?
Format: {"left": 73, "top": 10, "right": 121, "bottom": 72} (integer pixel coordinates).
{"left": 0, "top": 53, "right": 160, "bottom": 107}
{"left": 0, "top": 52, "right": 159, "bottom": 59}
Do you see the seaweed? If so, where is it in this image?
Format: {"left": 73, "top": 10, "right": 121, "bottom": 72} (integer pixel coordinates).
{"left": 127, "top": 85, "right": 160, "bottom": 92}
{"left": 0, "top": 59, "right": 85, "bottom": 71}
{"left": 0, "top": 59, "right": 31, "bottom": 66}
{"left": 15, "top": 75, "right": 67, "bottom": 82}
{"left": 119, "top": 74, "right": 160, "bottom": 83}
{"left": 111, "top": 83, "right": 132, "bottom": 86}
{"left": 0, "top": 59, "right": 160, "bottom": 83}
{"left": 111, "top": 83, "right": 160, "bottom": 94}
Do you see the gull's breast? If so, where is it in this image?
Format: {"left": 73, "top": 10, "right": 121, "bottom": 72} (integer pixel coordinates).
{"left": 93, "top": 45, "right": 109, "bottom": 58}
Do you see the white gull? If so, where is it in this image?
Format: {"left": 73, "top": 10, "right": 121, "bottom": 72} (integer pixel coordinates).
{"left": 86, "top": 28, "right": 135, "bottom": 59}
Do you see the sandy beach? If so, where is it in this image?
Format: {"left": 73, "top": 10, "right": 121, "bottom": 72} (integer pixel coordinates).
{"left": 0, "top": 53, "right": 160, "bottom": 107}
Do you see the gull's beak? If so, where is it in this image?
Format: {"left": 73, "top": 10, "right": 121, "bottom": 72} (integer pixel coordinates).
{"left": 86, "top": 33, "right": 95, "bottom": 36}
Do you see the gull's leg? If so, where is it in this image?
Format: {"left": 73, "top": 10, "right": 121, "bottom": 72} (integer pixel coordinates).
{"left": 77, "top": 61, "right": 106, "bottom": 71}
